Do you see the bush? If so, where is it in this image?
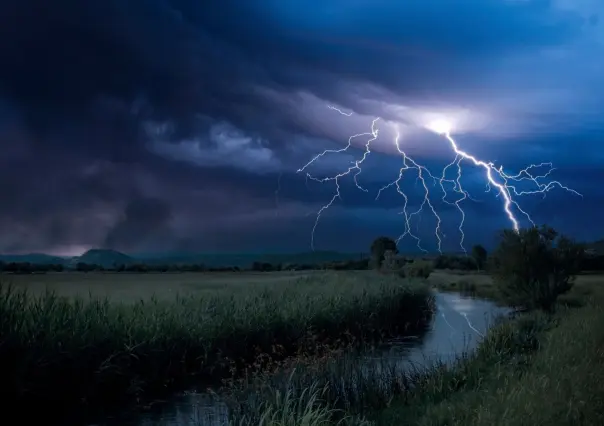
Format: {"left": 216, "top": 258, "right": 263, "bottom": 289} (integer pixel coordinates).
{"left": 491, "top": 225, "right": 584, "bottom": 312}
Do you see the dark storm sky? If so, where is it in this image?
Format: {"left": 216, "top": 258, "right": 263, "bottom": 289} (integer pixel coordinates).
{"left": 1, "top": 0, "right": 603, "bottom": 255}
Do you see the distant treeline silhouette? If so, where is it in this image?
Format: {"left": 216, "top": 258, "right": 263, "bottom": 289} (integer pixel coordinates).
{"left": 1, "top": 250, "right": 602, "bottom": 274}
{"left": 0, "top": 258, "right": 371, "bottom": 274}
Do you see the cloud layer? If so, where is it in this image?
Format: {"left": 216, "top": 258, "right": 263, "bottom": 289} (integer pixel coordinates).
{"left": 0, "top": 0, "right": 602, "bottom": 254}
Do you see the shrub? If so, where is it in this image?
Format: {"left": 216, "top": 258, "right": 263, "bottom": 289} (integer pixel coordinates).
{"left": 491, "top": 225, "right": 584, "bottom": 312}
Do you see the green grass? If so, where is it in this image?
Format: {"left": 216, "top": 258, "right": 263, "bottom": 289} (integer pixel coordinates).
{"left": 225, "top": 311, "right": 549, "bottom": 426}
{"left": 2, "top": 270, "right": 322, "bottom": 302}
{"left": 239, "top": 274, "right": 604, "bottom": 426}
{"left": 429, "top": 271, "right": 501, "bottom": 301}
{"left": 0, "top": 271, "right": 433, "bottom": 422}
{"left": 377, "top": 299, "right": 604, "bottom": 425}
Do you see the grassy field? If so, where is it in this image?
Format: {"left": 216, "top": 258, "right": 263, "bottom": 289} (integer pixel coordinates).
{"left": 0, "top": 270, "right": 433, "bottom": 423}
{"left": 1, "top": 270, "right": 322, "bottom": 301}
{"left": 236, "top": 272, "right": 604, "bottom": 426}
{"left": 5, "top": 269, "right": 602, "bottom": 425}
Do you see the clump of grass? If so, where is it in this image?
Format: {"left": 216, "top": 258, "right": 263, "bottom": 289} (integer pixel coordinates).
{"left": 226, "top": 348, "right": 422, "bottom": 421}
{"left": 235, "top": 375, "right": 371, "bottom": 426}
{"left": 0, "top": 272, "right": 433, "bottom": 421}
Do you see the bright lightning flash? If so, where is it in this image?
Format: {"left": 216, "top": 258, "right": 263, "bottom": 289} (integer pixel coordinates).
{"left": 426, "top": 119, "right": 452, "bottom": 135}
{"left": 298, "top": 107, "right": 582, "bottom": 252}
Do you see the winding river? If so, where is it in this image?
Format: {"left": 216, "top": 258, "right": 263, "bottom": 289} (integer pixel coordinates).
{"left": 92, "top": 292, "right": 511, "bottom": 426}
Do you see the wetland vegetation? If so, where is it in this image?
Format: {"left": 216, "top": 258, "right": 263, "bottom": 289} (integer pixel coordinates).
{"left": 0, "top": 271, "right": 433, "bottom": 423}
{"left": 1, "top": 226, "right": 602, "bottom": 425}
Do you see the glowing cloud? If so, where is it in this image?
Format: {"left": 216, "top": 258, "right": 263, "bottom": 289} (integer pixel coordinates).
{"left": 426, "top": 119, "right": 453, "bottom": 135}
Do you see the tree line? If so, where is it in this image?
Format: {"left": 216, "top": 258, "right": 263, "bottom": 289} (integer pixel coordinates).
{"left": 0, "top": 259, "right": 370, "bottom": 274}
{"left": 0, "top": 262, "right": 240, "bottom": 274}
{"left": 1, "top": 225, "right": 600, "bottom": 286}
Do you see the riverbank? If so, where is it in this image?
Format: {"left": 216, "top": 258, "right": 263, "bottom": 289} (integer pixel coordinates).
{"left": 377, "top": 300, "right": 604, "bottom": 425}
{"left": 429, "top": 270, "right": 600, "bottom": 308}
{"left": 238, "top": 274, "right": 604, "bottom": 426}
{"left": 0, "top": 271, "right": 433, "bottom": 423}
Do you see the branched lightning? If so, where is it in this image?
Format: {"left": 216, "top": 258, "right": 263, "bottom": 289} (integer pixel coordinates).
{"left": 298, "top": 106, "right": 582, "bottom": 251}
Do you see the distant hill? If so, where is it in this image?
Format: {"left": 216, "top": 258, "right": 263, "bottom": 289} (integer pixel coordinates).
{"left": 0, "top": 248, "right": 366, "bottom": 269}
{"left": 0, "top": 253, "right": 68, "bottom": 265}
{"left": 73, "top": 249, "right": 134, "bottom": 268}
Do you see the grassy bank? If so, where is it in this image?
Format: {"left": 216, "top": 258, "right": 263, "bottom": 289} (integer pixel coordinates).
{"left": 0, "top": 271, "right": 433, "bottom": 422}
{"left": 429, "top": 271, "right": 500, "bottom": 301}
{"left": 378, "top": 298, "right": 604, "bottom": 425}
{"left": 236, "top": 275, "right": 604, "bottom": 426}
{"left": 429, "top": 271, "right": 602, "bottom": 308}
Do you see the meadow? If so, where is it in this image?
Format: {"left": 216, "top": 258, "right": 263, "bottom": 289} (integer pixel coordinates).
{"left": 0, "top": 270, "right": 434, "bottom": 423}
{"left": 1, "top": 270, "right": 322, "bottom": 301}
{"left": 3, "top": 262, "right": 603, "bottom": 426}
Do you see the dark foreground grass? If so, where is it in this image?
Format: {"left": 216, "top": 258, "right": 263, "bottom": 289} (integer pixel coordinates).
{"left": 0, "top": 272, "right": 433, "bottom": 422}
{"left": 236, "top": 278, "right": 604, "bottom": 426}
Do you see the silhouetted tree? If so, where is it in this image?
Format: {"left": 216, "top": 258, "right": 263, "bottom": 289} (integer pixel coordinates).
{"left": 471, "top": 244, "right": 488, "bottom": 270}
{"left": 370, "top": 236, "right": 398, "bottom": 269}
{"left": 492, "top": 225, "right": 584, "bottom": 312}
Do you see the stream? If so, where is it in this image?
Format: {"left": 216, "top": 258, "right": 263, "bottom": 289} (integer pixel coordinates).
{"left": 92, "top": 292, "right": 511, "bottom": 426}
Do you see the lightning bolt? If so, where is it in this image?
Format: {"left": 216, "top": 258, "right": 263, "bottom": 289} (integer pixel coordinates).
{"left": 461, "top": 312, "right": 484, "bottom": 338}
{"left": 297, "top": 106, "right": 380, "bottom": 249}
{"left": 298, "top": 107, "right": 582, "bottom": 252}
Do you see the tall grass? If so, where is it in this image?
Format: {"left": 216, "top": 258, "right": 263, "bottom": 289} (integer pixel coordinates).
{"left": 239, "top": 286, "right": 604, "bottom": 426}
{"left": 236, "top": 380, "right": 371, "bottom": 426}
{"left": 0, "top": 272, "right": 433, "bottom": 421}
{"left": 228, "top": 311, "right": 544, "bottom": 425}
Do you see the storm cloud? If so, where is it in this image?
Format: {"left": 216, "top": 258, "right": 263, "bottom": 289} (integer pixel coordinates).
{"left": 0, "top": 0, "right": 602, "bottom": 254}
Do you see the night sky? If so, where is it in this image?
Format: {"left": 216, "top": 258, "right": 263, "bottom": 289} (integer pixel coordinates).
{"left": 1, "top": 0, "right": 603, "bottom": 255}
